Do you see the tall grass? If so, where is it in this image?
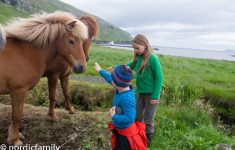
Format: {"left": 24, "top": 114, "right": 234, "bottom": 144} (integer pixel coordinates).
{"left": 152, "top": 104, "right": 235, "bottom": 149}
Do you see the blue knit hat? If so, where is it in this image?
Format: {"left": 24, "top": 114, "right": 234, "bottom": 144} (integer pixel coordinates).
{"left": 111, "top": 65, "right": 133, "bottom": 87}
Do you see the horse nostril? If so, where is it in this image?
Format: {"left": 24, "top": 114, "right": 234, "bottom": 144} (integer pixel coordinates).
{"left": 73, "top": 65, "right": 85, "bottom": 74}
{"left": 80, "top": 66, "right": 84, "bottom": 71}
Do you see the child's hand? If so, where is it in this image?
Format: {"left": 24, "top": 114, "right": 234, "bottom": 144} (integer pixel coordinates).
{"left": 106, "top": 66, "right": 114, "bottom": 71}
{"left": 150, "top": 99, "right": 159, "bottom": 105}
{"left": 94, "top": 62, "right": 102, "bottom": 72}
{"left": 109, "top": 106, "right": 116, "bottom": 117}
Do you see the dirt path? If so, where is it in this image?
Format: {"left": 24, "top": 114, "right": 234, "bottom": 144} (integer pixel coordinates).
{"left": 70, "top": 75, "right": 106, "bottom": 84}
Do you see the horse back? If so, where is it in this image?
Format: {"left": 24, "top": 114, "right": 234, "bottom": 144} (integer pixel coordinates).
{"left": 0, "top": 39, "right": 49, "bottom": 92}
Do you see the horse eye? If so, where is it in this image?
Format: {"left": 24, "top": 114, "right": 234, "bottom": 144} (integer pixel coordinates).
{"left": 69, "top": 40, "right": 74, "bottom": 45}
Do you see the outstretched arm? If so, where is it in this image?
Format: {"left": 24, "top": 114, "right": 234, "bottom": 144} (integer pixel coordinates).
{"left": 94, "top": 62, "right": 112, "bottom": 84}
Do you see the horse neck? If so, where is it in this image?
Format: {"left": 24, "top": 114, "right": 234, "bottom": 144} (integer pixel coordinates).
{"left": 40, "top": 45, "right": 58, "bottom": 66}
{"left": 7, "top": 39, "right": 58, "bottom": 65}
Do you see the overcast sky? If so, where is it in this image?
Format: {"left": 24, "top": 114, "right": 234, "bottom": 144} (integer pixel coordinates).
{"left": 60, "top": 0, "right": 235, "bottom": 51}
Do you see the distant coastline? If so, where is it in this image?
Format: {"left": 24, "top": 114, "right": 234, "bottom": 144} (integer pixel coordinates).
{"left": 98, "top": 43, "right": 235, "bottom": 62}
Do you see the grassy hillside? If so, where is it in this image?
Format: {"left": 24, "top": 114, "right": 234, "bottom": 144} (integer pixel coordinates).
{"left": 0, "top": 2, "right": 29, "bottom": 24}
{"left": 0, "top": 0, "right": 132, "bottom": 42}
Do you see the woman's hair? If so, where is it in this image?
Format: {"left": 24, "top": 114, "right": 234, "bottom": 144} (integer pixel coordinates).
{"left": 132, "top": 34, "right": 153, "bottom": 73}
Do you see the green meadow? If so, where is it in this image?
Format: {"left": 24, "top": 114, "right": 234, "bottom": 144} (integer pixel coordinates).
{"left": 86, "top": 45, "right": 235, "bottom": 121}
{"left": 0, "top": 45, "right": 234, "bottom": 149}
{"left": 86, "top": 45, "right": 235, "bottom": 149}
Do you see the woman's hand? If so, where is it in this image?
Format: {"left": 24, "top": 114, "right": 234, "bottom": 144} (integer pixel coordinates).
{"left": 94, "top": 62, "right": 102, "bottom": 72}
{"left": 109, "top": 106, "right": 116, "bottom": 117}
{"left": 150, "top": 99, "right": 159, "bottom": 105}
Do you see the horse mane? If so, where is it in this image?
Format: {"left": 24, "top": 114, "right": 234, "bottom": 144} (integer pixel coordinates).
{"left": 80, "top": 15, "right": 99, "bottom": 39}
{"left": 0, "top": 25, "right": 6, "bottom": 51}
{"left": 4, "top": 11, "right": 88, "bottom": 48}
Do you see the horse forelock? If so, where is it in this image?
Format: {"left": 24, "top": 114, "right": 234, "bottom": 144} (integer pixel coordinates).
{"left": 72, "top": 20, "right": 88, "bottom": 41}
{"left": 4, "top": 11, "right": 88, "bottom": 48}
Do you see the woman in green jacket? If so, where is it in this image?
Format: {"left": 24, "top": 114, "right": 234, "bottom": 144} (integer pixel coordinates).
{"left": 127, "top": 34, "right": 164, "bottom": 146}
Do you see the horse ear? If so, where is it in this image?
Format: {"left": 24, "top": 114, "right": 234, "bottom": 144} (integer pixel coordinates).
{"left": 80, "top": 15, "right": 99, "bottom": 37}
{"left": 67, "top": 21, "right": 77, "bottom": 29}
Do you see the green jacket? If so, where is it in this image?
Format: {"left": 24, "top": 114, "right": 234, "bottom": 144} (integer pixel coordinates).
{"left": 127, "top": 53, "right": 164, "bottom": 100}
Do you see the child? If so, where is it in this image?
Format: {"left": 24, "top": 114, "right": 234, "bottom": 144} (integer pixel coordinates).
{"left": 128, "top": 34, "right": 164, "bottom": 146}
{"left": 94, "top": 63, "right": 147, "bottom": 150}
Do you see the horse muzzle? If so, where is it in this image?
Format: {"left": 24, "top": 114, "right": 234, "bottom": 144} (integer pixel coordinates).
{"left": 73, "top": 65, "right": 86, "bottom": 74}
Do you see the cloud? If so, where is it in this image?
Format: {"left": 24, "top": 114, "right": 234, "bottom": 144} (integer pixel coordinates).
{"left": 61, "top": 0, "right": 235, "bottom": 26}
{"left": 60, "top": 0, "right": 235, "bottom": 50}
{"left": 122, "top": 23, "right": 235, "bottom": 33}
{"left": 198, "top": 33, "right": 235, "bottom": 45}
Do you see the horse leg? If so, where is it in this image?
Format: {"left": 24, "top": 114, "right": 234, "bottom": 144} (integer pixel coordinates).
{"left": 47, "top": 75, "right": 59, "bottom": 121}
{"left": 60, "top": 75, "right": 75, "bottom": 114}
{"left": 8, "top": 88, "right": 27, "bottom": 146}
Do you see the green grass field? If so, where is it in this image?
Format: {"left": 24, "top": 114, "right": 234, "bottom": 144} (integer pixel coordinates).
{"left": 88, "top": 45, "right": 235, "bottom": 149}
{"left": 0, "top": 45, "right": 234, "bottom": 149}
{"left": 85, "top": 45, "right": 235, "bottom": 120}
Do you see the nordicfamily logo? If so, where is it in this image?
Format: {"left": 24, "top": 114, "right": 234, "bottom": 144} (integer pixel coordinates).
{"left": 0, "top": 144, "right": 60, "bottom": 150}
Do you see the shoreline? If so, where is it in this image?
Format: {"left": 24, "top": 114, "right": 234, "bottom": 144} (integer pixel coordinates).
{"left": 101, "top": 45, "right": 235, "bottom": 62}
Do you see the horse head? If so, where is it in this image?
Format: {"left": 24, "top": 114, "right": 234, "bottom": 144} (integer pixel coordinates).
{"left": 56, "top": 19, "right": 89, "bottom": 73}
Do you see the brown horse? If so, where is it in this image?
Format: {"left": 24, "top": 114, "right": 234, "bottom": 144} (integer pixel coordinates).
{"left": 43, "top": 15, "right": 99, "bottom": 121}
{"left": 0, "top": 11, "right": 89, "bottom": 146}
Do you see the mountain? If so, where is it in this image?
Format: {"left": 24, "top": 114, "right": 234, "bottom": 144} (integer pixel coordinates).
{"left": 0, "top": 0, "right": 133, "bottom": 42}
